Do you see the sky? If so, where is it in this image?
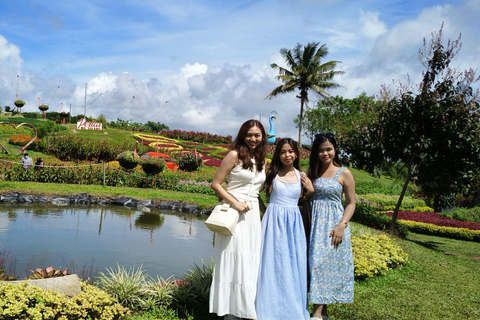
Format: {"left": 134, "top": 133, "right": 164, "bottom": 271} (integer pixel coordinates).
{"left": 0, "top": 0, "right": 479, "bottom": 142}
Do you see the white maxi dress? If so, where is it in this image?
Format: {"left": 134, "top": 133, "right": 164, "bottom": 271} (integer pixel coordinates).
{"left": 209, "top": 161, "right": 265, "bottom": 319}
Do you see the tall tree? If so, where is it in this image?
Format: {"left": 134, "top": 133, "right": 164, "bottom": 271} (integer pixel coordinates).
{"left": 266, "top": 42, "right": 344, "bottom": 146}
{"left": 347, "top": 24, "right": 480, "bottom": 226}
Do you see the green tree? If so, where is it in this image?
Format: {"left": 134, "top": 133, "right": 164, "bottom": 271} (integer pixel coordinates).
{"left": 348, "top": 25, "right": 480, "bottom": 226}
{"left": 266, "top": 42, "right": 344, "bottom": 146}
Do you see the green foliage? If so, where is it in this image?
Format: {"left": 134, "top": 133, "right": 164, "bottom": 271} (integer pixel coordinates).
{"left": 436, "top": 193, "right": 457, "bottom": 211}
{"left": 26, "top": 266, "right": 69, "bottom": 279}
{"left": 36, "top": 120, "right": 64, "bottom": 139}
{"left": 356, "top": 180, "right": 404, "bottom": 195}
{"left": 440, "top": 207, "right": 480, "bottom": 223}
{"left": 352, "top": 234, "right": 409, "bottom": 279}
{"left": 179, "top": 153, "right": 203, "bottom": 172}
{"left": 412, "top": 206, "right": 434, "bottom": 213}
{"left": 398, "top": 220, "right": 480, "bottom": 242}
{"left": 117, "top": 151, "right": 138, "bottom": 170}
{"left": 345, "top": 25, "right": 480, "bottom": 225}
{"left": 351, "top": 203, "right": 409, "bottom": 237}
{"left": 14, "top": 99, "right": 26, "bottom": 106}
{"left": 0, "top": 281, "right": 128, "bottom": 319}
{"left": 358, "top": 193, "right": 426, "bottom": 209}
{"left": 44, "top": 135, "right": 126, "bottom": 163}
{"left": 96, "top": 264, "right": 150, "bottom": 311}
{"left": 171, "top": 261, "right": 214, "bottom": 320}
{"left": 139, "top": 156, "right": 166, "bottom": 176}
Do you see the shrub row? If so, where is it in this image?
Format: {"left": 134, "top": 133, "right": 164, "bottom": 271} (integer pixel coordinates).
{"left": 0, "top": 159, "right": 217, "bottom": 193}
{"left": 385, "top": 211, "right": 480, "bottom": 230}
{"left": 352, "top": 234, "right": 409, "bottom": 279}
{"left": 357, "top": 193, "right": 426, "bottom": 209}
{"left": 352, "top": 203, "right": 480, "bottom": 242}
{"left": 397, "top": 220, "right": 480, "bottom": 242}
{"left": 0, "top": 282, "right": 128, "bottom": 320}
{"left": 158, "top": 129, "right": 232, "bottom": 144}
{"left": 440, "top": 206, "right": 480, "bottom": 223}
{"left": 355, "top": 180, "right": 404, "bottom": 195}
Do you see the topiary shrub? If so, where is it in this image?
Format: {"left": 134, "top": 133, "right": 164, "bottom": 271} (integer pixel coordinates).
{"left": 179, "top": 153, "right": 203, "bottom": 172}
{"left": 0, "top": 281, "right": 128, "bottom": 319}
{"left": 139, "top": 156, "right": 166, "bottom": 176}
{"left": 117, "top": 151, "right": 138, "bottom": 170}
{"left": 352, "top": 234, "right": 409, "bottom": 279}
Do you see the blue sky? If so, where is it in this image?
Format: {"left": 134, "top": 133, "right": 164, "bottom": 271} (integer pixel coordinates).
{"left": 0, "top": 0, "right": 478, "bottom": 141}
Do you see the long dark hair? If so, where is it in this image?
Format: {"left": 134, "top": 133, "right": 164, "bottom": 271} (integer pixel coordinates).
{"left": 230, "top": 119, "right": 267, "bottom": 172}
{"left": 308, "top": 133, "right": 341, "bottom": 181}
{"left": 263, "top": 138, "right": 300, "bottom": 197}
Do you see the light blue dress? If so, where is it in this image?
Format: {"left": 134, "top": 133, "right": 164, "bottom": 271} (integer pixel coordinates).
{"left": 256, "top": 169, "right": 309, "bottom": 320}
{"left": 309, "top": 167, "right": 354, "bottom": 304}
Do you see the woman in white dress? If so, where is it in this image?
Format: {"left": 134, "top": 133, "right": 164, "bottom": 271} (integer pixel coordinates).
{"left": 209, "top": 119, "right": 268, "bottom": 320}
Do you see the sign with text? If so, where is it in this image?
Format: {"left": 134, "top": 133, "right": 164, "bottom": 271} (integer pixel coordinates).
{"left": 76, "top": 118, "right": 103, "bottom": 130}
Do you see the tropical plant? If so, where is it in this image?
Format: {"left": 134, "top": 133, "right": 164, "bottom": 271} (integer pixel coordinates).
{"left": 26, "top": 266, "right": 69, "bottom": 279}
{"left": 96, "top": 264, "right": 150, "bottom": 310}
{"left": 267, "top": 41, "right": 344, "bottom": 145}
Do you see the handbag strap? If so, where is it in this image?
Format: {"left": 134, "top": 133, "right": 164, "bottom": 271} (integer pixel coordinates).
{"left": 243, "top": 169, "right": 258, "bottom": 201}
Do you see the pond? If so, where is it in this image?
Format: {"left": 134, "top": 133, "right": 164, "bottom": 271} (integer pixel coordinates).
{"left": 0, "top": 204, "right": 215, "bottom": 281}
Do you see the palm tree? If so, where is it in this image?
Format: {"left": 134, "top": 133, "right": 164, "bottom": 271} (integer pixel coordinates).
{"left": 266, "top": 42, "right": 344, "bottom": 146}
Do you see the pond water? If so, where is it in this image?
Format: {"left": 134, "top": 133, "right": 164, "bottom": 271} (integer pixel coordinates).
{"left": 0, "top": 204, "right": 215, "bottom": 281}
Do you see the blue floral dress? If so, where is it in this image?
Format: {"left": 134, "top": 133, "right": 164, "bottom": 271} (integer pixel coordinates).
{"left": 308, "top": 167, "right": 354, "bottom": 304}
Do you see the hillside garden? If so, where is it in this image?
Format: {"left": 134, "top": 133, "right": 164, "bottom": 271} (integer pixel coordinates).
{"left": 0, "top": 117, "right": 479, "bottom": 319}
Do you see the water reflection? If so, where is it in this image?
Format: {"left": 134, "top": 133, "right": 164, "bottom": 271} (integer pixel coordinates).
{"left": 0, "top": 204, "right": 214, "bottom": 280}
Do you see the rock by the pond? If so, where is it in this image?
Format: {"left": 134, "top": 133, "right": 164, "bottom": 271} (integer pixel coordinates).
{"left": 0, "top": 192, "right": 203, "bottom": 214}
{"left": 7, "top": 274, "right": 82, "bottom": 297}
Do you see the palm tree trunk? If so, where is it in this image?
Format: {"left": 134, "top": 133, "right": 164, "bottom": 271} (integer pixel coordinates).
{"left": 298, "top": 98, "right": 305, "bottom": 146}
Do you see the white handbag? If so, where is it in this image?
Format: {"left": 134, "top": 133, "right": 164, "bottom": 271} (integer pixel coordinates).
{"left": 205, "top": 172, "right": 257, "bottom": 236}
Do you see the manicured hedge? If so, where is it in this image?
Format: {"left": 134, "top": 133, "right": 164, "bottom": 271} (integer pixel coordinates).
{"left": 352, "top": 234, "right": 409, "bottom": 279}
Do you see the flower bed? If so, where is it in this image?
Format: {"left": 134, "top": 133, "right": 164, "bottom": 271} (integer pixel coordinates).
{"left": 386, "top": 211, "right": 480, "bottom": 231}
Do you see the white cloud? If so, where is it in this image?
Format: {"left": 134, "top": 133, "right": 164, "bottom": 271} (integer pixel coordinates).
{"left": 359, "top": 10, "right": 387, "bottom": 38}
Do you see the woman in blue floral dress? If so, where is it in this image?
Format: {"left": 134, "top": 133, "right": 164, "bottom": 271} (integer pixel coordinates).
{"left": 306, "top": 133, "right": 356, "bottom": 320}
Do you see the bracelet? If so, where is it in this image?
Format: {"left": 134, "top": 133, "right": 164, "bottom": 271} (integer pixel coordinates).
{"left": 340, "top": 220, "right": 348, "bottom": 228}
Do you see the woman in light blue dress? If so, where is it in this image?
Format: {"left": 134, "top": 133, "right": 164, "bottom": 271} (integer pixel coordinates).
{"left": 307, "top": 133, "right": 356, "bottom": 320}
{"left": 256, "top": 138, "right": 314, "bottom": 320}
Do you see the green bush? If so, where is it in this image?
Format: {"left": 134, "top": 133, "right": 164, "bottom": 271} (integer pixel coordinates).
{"left": 179, "top": 153, "right": 203, "bottom": 172}
{"left": 117, "top": 151, "right": 138, "bottom": 170}
{"left": 398, "top": 220, "right": 480, "bottom": 242}
{"left": 352, "top": 234, "right": 409, "bottom": 279}
{"left": 43, "top": 136, "right": 126, "bottom": 163}
{"left": 0, "top": 281, "right": 128, "bottom": 319}
{"left": 359, "top": 193, "right": 426, "bottom": 209}
{"left": 440, "top": 207, "right": 480, "bottom": 223}
{"left": 355, "top": 180, "right": 403, "bottom": 195}
{"left": 351, "top": 203, "right": 409, "bottom": 237}
{"left": 139, "top": 156, "right": 166, "bottom": 176}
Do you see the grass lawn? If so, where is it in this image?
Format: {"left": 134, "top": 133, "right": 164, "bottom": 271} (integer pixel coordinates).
{"left": 329, "top": 231, "right": 480, "bottom": 320}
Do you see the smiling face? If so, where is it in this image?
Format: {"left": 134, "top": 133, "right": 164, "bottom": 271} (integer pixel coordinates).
{"left": 318, "top": 140, "right": 336, "bottom": 165}
{"left": 244, "top": 125, "right": 263, "bottom": 151}
{"left": 279, "top": 143, "right": 297, "bottom": 167}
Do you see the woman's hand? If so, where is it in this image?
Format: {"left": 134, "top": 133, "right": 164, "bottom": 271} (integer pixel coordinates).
{"left": 232, "top": 201, "right": 250, "bottom": 213}
{"left": 300, "top": 172, "right": 314, "bottom": 194}
{"left": 329, "top": 224, "right": 345, "bottom": 248}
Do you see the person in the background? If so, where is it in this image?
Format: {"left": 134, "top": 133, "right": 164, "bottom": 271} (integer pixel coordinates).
{"left": 209, "top": 119, "right": 268, "bottom": 320}
{"left": 35, "top": 157, "right": 45, "bottom": 169}
{"left": 21, "top": 153, "right": 33, "bottom": 170}
{"left": 255, "top": 138, "right": 313, "bottom": 320}
{"left": 307, "top": 133, "right": 356, "bottom": 320}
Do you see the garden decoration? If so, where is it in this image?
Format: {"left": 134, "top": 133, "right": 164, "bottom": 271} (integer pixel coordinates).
{"left": 37, "top": 96, "right": 49, "bottom": 120}
{"left": 14, "top": 94, "right": 25, "bottom": 115}
{"left": 0, "top": 122, "right": 38, "bottom": 155}
{"left": 267, "top": 110, "right": 277, "bottom": 144}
